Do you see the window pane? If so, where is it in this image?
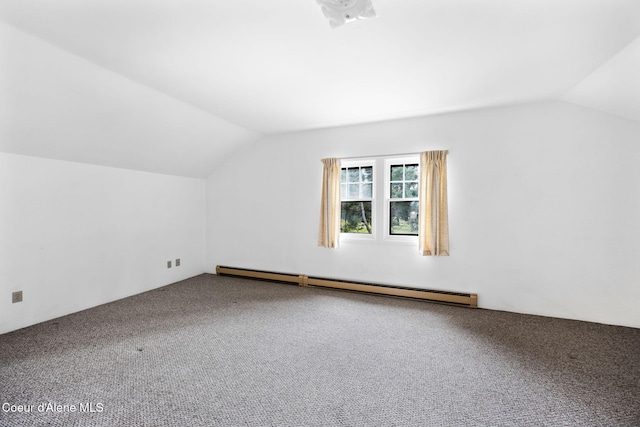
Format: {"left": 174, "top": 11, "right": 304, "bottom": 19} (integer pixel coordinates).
{"left": 390, "top": 165, "right": 404, "bottom": 181}
{"left": 405, "top": 182, "right": 418, "bottom": 198}
{"left": 348, "top": 183, "right": 359, "bottom": 199}
{"left": 348, "top": 167, "right": 360, "bottom": 182}
{"left": 341, "top": 183, "right": 347, "bottom": 199}
{"left": 390, "top": 201, "right": 419, "bottom": 235}
{"left": 341, "top": 168, "right": 346, "bottom": 183}
{"left": 362, "top": 183, "right": 372, "bottom": 198}
{"left": 341, "top": 201, "right": 372, "bottom": 234}
{"left": 391, "top": 183, "right": 403, "bottom": 199}
{"left": 361, "top": 166, "right": 373, "bottom": 182}
{"left": 405, "top": 164, "right": 418, "bottom": 180}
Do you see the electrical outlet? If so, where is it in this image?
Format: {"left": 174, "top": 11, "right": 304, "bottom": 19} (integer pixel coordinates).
{"left": 176, "top": 258, "right": 180, "bottom": 267}
{"left": 12, "top": 291, "right": 23, "bottom": 303}
{"left": 167, "top": 260, "right": 172, "bottom": 268}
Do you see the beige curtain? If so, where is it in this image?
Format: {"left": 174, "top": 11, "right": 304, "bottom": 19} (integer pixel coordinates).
{"left": 418, "top": 150, "right": 449, "bottom": 256}
{"left": 318, "top": 158, "right": 341, "bottom": 248}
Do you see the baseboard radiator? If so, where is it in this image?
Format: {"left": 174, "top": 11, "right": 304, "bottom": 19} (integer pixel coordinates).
{"left": 215, "top": 265, "right": 477, "bottom": 308}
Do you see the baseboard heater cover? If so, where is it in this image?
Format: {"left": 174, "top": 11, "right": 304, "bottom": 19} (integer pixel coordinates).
{"left": 215, "top": 265, "right": 477, "bottom": 308}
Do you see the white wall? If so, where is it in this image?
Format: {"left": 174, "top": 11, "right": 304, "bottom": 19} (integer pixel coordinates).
{"left": 0, "top": 153, "right": 205, "bottom": 334}
{"left": 206, "top": 101, "right": 640, "bottom": 328}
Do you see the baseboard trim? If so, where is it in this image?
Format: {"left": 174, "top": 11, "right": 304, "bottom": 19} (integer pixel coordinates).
{"left": 215, "top": 265, "right": 477, "bottom": 308}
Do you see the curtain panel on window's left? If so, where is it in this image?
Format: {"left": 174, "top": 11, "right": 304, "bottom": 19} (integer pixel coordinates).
{"left": 318, "top": 158, "right": 341, "bottom": 248}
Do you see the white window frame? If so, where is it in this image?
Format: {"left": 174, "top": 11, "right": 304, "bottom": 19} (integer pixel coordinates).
{"left": 339, "top": 155, "right": 419, "bottom": 245}
{"left": 383, "top": 155, "right": 420, "bottom": 243}
{"left": 339, "top": 159, "right": 377, "bottom": 241}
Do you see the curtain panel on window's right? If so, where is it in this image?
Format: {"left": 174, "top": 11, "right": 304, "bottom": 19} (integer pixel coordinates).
{"left": 418, "top": 150, "right": 449, "bottom": 256}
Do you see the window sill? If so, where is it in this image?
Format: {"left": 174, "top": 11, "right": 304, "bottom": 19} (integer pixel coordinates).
{"left": 340, "top": 234, "right": 417, "bottom": 246}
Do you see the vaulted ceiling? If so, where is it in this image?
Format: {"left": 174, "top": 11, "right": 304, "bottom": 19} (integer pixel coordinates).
{"left": 1, "top": 0, "right": 639, "bottom": 177}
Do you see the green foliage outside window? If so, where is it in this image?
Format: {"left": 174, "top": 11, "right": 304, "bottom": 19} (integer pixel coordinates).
{"left": 341, "top": 201, "right": 372, "bottom": 234}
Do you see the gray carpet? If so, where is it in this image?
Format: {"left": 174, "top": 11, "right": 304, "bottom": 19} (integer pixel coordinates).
{"left": 1, "top": 274, "right": 639, "bottom": 427}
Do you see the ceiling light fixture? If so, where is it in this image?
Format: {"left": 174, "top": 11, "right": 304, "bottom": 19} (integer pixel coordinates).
{"left": 316, "top": 0, "right": 376, "bottom": 28}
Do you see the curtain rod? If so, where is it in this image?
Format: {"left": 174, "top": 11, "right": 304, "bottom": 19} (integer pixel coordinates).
{"left": 339, "top": 150, "right": 448, "bottom": 161}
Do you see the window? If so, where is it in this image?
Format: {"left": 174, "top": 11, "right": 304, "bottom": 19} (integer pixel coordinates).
{"left": 388, "top": 162, "right": 419, "bottom": 236}
{"left": 340, "top": 155, "right": 419, "bottom": 242}
{"left": 340, "top": 163, "right": 374, "bottom": 235}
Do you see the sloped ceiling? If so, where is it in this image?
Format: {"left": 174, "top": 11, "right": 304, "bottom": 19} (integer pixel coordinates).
{"left": 0, "top": 22, "right": 259, "bottom": 178}
{"left": 1, "top": 0, "right": 639, "bottom": 177}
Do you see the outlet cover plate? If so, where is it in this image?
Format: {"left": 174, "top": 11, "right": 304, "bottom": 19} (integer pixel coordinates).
{"left": 12, "top": 291, "right": 23, "bottom": 303}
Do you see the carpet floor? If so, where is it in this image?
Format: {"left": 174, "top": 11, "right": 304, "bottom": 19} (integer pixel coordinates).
{"left": 1, "top": 274, "right": 639, "bottom": 426}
